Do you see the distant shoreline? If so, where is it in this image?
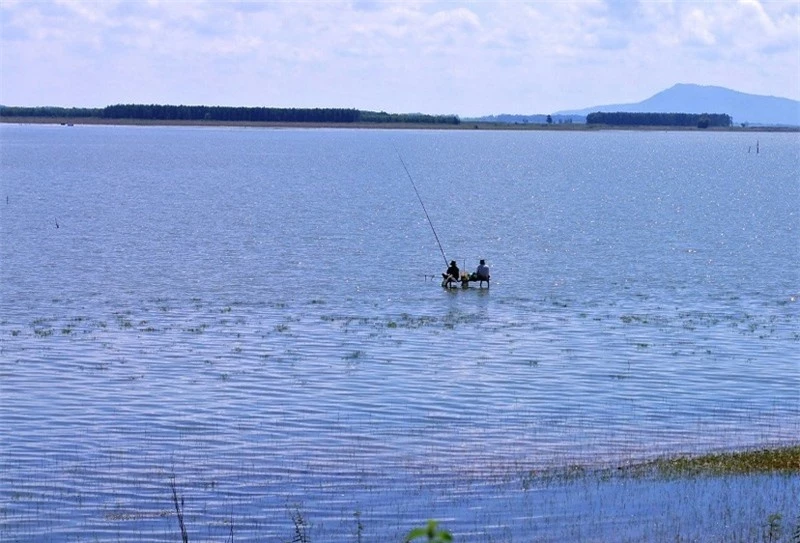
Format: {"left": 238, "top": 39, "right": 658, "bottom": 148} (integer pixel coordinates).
{"left": 2, "top": 116, "right": 798, "bottom": 132}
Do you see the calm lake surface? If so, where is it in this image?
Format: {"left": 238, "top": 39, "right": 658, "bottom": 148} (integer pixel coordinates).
{"left": 1, "top": 124, "right": 798, "bottom": 541}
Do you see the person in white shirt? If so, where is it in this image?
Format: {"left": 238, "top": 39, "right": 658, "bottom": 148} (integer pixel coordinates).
{"left": 474, "top": 259, "right": 490, "bottom": 286}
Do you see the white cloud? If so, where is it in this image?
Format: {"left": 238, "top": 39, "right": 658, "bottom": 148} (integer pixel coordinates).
{"left": 1, "top": 0, "right": 797, "bottom": 114}
{"left": 682, "top": 8, "right": 717, "bottom": 46}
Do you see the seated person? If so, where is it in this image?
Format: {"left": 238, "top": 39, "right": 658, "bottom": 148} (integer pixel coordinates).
{"left": 442, "top": 260, "right": 460, "bottom": 286}
{"left": 475, "top": 259, "right": 490, "bottom": 283}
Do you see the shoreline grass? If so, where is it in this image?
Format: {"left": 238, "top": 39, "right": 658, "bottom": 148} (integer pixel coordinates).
{"left": 531, "top": 445, "right": 800, "bottom": 484}
{"left": 2, "top": 116, "right": 798, "bottom": 132}
{"left": 634, "top": 445, "right": 800, "bottom": 478}
{"left": 162, "top": 446, "right": 798, "bottom": 541}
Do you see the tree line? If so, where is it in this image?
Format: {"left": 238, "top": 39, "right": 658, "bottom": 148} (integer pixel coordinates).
{"left": 0, "top": 106, "right": 100, "bottom": 118}
{"left": 586, "top": 111, "right": 732, "bottom": 128}
{"left": 0, "top": 105, "right": 460, "bottom": 125}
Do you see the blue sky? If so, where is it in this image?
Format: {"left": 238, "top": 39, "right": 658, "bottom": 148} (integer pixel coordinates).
{"left": 1, "top": 0, "right": 798, "bottom": 116}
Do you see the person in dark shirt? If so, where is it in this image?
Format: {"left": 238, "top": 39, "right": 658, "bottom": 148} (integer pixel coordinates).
{"left": 442, "top": 260, "right": 460, "bottom": 287}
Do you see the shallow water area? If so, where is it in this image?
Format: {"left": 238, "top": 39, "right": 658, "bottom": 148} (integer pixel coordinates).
{"left": 1, "top": 124, "right": 798, "bottom": 541}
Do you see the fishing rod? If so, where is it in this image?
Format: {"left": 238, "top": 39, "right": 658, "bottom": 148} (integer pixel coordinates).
{"left": 394, "top": 145, "right": 449, "bottom": 268}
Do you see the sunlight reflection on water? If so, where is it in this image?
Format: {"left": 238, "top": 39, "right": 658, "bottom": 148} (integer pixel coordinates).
{"left": 1, "top": 125, "right": 798, "bottom": 541}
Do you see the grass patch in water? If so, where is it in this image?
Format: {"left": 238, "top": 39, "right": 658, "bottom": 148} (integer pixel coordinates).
{"left": 633, "top": 446, "right": 800, "bottom": 478}
{"left": 529, "top": 446, "right": 800, "bottom": 485}
{"left": 344, "top": 350, "right": 364, "bottom": 360}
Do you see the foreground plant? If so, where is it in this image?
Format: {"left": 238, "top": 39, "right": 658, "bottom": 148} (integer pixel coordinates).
{"left": 405, "top": 520, "right": 453, "bottom": 542}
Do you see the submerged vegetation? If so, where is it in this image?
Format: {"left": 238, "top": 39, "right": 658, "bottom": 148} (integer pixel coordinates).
{"left": 527, "top": 445, "right": 800, "bottom": 484}
{"left": 163, "top": 447, "right": 798, "bottom": 542}
{"left": 634, "top": 446, "right": 800, "bottom": 478}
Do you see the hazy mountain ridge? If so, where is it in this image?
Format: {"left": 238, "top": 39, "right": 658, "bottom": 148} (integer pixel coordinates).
{"left": 556, "top": 84, "right": 799, "bottom": 126}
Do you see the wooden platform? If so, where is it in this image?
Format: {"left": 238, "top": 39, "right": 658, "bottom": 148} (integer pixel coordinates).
{"left": 441, "top": 275, "right": 490, "bottom": 288}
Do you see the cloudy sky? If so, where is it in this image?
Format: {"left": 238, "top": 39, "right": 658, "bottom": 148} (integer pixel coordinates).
{"left": 1, "top": 0, "right": 798, "bottom": 116}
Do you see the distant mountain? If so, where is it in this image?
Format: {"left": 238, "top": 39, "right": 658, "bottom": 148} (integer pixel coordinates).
{"left": 556, "top": 84, "right": 800, "bottom": 126}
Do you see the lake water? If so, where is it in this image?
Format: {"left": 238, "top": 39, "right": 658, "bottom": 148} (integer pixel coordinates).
{"left": 1, "top": 124, "right": 798, "bottom": 542}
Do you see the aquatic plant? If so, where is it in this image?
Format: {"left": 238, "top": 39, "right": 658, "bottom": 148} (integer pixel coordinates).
{"left": 528, "top": 446, "right": 800, "bottom": 485}
{"left": 405, "top": 520, "right": 453, "bottom": 543}
{"left": 288, "top": 507, "right": 310, "bottom": 543}
{"left": 766, "top": 512, "right": 782, "bottom": 543}
{"left": 354, "top": 510, "right": 364, "bottom": 543}
{"left": 169, "top": 478, "right": 189, "bottom": 543}
{"left": 636, "top": 446, "right": 800, "bottom": 478}
{"left": 343, "top": 350, "right": 364, "bottom": 360}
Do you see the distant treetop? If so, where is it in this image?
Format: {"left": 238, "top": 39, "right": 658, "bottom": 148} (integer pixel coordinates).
{"left": 0, "top": 104, "right": 461, "bottom": 125}
{"left": 586, "top": 111, "right": 732, "bottom": 128}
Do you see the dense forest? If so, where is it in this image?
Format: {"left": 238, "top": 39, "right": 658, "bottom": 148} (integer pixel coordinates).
{"left": 0, "top": 106, "right": 100, "bottom": 118}
{"left": 0, "top": 105, "right": 461, "bottom": 125}
{"left": 1, "top": 106, "right": 739, "bottom": 128}
{"left": 586, "top": 111, "right": 732, "bottom": 128}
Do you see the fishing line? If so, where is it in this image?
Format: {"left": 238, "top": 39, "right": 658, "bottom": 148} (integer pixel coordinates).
{"left": 394, "top": 144, "right": 449, "bottom": 267}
